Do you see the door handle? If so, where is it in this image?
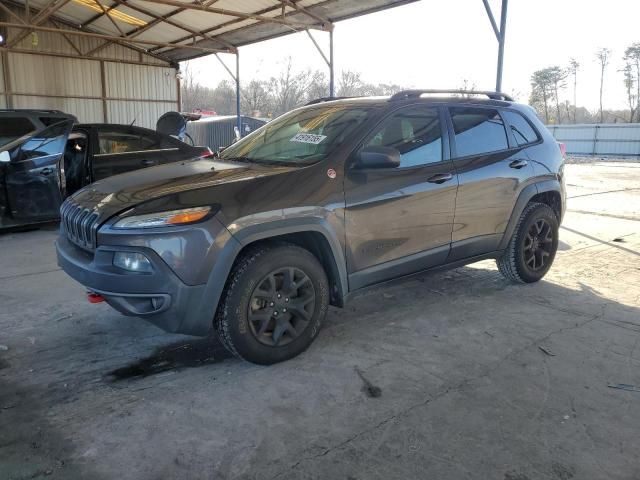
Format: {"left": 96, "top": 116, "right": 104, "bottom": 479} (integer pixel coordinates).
{"left": 427, "top": 173, "right": 453, "bottom": 184}
{"left": 509, "top": 159, "right": 528, "bottom": 169}
{"left": 40, "top": 167, "right": 53, "bottom": 175}
{"left": 141, "top": 159, "right": 157, "bottom": 166}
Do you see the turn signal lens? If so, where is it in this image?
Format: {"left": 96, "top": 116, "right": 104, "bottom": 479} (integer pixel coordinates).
{"left": 113, "top": 206, "right": 212, "bottom": 229}
{"left": 166, "top": 209, "right": 210, "bottom": 225}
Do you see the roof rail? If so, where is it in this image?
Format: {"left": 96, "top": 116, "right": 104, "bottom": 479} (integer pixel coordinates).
{"left": 305, "top": 96, "right": 356, "bottom": 106}
{"left": 389, "top": 89, "right": 514, "bottom": 102}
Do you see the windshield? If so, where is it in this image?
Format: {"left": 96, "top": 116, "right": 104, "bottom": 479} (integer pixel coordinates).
{"left": 220, "top": 105, "right": 373, "bottom": 166}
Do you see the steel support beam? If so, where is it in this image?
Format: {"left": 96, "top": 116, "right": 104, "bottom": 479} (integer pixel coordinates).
{"left": 236, "top": 51, "right": 241, "bottom": 135}
{"left": 306, "top": 28, "right": 335, "bottom": 98}
{"left": 0, "top": 22, "right": 229, "bottom": 54}
{"left": 329, "top": 28, "right": 334, "bottom": 97}
{"left": 495, "top": 0, "right": 508, "bottom": 92}
{"left": 482, "top": 0, "right": 508, "bottom": 92}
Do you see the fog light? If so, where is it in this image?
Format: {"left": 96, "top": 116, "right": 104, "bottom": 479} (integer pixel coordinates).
{"left": 113, "top": 252, "right": 153, "bottom": 273}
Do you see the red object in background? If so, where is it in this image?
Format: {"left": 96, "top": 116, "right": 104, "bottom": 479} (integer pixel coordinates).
{"left": 558, "top": 142, "right": 567, "bottom": 159}
{"left": 87, "top": 293, "right": 105, "bottom": 304}
{"left": 199, "top": 147, "right": 215, "bottom": 158}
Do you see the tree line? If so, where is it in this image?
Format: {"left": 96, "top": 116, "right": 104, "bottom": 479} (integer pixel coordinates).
{"left": 530, "top": 43, "right": 640, "bottom": 124}
{"left": 180, "top": 57, "right": 405, "bottom": 118}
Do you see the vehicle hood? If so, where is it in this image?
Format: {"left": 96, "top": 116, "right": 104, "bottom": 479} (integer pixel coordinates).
{"left": 71, "top": 159, "right": 294, "bottom": 219}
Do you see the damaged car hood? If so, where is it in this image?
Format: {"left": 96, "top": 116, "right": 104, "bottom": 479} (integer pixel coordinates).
{"left": 70, "top": 158, "right": 294, "bottom": 219}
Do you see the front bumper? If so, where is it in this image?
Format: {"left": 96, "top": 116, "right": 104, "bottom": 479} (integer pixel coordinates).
{"left": 56, "top": 234, "right": 209, "bottom": 335}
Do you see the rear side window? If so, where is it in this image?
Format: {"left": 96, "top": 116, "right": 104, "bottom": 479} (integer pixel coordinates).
{"left": 450, "top": 107, "right": 508, "bottom": 157}
{"left": 365, "top": 106, "right": 443, "bottom": 167}
{"left": 0, "top": 117, "right": 36, "bottom": 149}
{"left": 502, "top": 110, "right": 540, "bottom": 146}
{"left": 97, "top": 130, "right": 163, "bottom": 154}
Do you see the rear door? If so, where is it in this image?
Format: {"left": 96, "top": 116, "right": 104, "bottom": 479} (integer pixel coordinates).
{"left": 90, "top": 125, "right": 183, "bottom": 181}
{"left": 446, "top": 105, "right": 535, "bottom": 260}
{"left": 4, "top": 119, "right": 74, "bottom": 220}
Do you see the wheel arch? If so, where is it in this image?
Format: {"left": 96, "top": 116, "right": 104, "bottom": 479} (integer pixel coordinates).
{"left": 498, "top": 180, "right": 563, "bottom": 250}
{"left": 188, "top": 218, "right": 347, "bottom": 336}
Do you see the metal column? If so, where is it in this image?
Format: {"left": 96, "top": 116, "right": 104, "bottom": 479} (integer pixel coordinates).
{"left": 235, "top": 50, "right": 241, "bottom": 134}
{"left": 495, "top": 0, "right": 508, "bottom": 92}
{"left": 482, "top": 0, "right": 508, "bottom": 92}
{"left": 329, "top": 28, "right": 334, "bottom": 97}
{"left": 306, "top": 26, "right": 335, "bottom": 98}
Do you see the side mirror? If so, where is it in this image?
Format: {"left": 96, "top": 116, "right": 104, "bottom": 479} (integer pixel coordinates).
{"left": 355, "top": 146, "right": 400, "bottom": 169}
{"left": 0, "top": 151, "right": 10, "bottom": 163}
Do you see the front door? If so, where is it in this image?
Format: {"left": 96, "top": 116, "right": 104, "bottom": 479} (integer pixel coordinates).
{"left": 4, "top": 119, "right": 73, "bottom": 220}
{"left": 344, "top": 105, "right": 458, "bottom": 290}
{"left": 445, "top": 106, "right": 535, "bottom": 261}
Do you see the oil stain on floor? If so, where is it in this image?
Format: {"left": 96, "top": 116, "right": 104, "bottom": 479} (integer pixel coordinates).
{"left": 107, "top": 338, "right": 232, "bottom": 381}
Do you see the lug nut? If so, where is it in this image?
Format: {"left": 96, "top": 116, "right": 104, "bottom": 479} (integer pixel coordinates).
{"left": 269, "top": 302, "right": 274, "bottom": 307}
{"left": 277, "top": 293, "right": 282, "bottom": 299}
{"left": 285, "top": 298, "right": 289, "bottom": 302}
{"left": 283, "top": 308, "right": 287, "bottom": 312}
{"left": 273, "top": 311, "right": 278, "bottom": 316}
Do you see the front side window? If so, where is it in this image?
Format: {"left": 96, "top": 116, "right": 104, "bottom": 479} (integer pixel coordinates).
{"left": 450, "top": 107, "right": 508, "bottom": 157}
{"left": 0, "top": 117, "right": 36, "bottom": 149}
{"left": 220, "top": 105, "right": 373, "bottom": 166}
{"left": 97, "top": 130, "right": 163, "bottom": 154}
{"left": 502, "top": 110, "right": 540, "bottom": 146}
{"left": 16, "top": 120, "right": 72, "bottom": 162}
{"left": 364, "top": 106, "right": 443, "bottom": 168}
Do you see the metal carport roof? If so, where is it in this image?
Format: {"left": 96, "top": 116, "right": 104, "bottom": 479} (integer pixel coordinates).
{"left": 0, "top": 1, "right": 420, "bottom": 63}
{"left": 0, "top": 0, "right": 509, "bottom": 130}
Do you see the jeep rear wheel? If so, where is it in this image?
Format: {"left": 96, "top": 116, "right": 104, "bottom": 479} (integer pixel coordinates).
{"left": 497, "top": 202, "right": 559, "bottom": 283}
{"left": 214, "top": 243, "right": 329, "bottom": 365}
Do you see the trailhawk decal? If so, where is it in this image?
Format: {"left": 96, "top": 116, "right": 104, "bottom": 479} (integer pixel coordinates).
{"left": 290, "top": 133, "right": 327, "bottom": 144}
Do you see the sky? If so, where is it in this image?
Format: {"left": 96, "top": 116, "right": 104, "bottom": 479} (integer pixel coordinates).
{"left": 183, "top": 0, "right": 640, "bottom": 111}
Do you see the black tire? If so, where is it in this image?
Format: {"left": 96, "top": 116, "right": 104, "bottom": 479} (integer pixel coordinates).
{"left": 214, "top": 243, "right": 329, "bottom": 365}
{"left": 497, "top": 202, "right": 559, "bottom": 283}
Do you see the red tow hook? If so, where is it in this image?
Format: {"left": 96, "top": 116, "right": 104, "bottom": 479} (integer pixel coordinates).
{"left": 87, "top": 292, "right": 105, "bottom": 304}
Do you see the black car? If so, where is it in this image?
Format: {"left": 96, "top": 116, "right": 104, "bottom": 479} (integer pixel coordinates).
{"left": 57, "top": 90, "right": 566, "bottom": 365}
{"left": 0, "top": 110, "right": 212, "bottom": 229}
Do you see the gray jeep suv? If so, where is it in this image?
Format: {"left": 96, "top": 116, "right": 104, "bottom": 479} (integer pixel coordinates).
{"left": 57, "top": 90, "right": 566, "bottom": 364}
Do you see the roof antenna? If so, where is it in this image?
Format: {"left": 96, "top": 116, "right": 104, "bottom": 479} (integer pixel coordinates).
{"left": 129, "top": 117, "right": 136, "bottom": 126}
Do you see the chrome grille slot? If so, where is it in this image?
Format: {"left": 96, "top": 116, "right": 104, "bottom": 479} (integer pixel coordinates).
{"left": 60, "top": 199, "right": 99, "bottom": 250}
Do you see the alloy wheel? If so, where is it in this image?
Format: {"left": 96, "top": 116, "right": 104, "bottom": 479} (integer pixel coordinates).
{"left": 247, "top": 267, "right": 316, "bottom": 347}
{"left": 523, "top": 218, "right": 554, "bottom": 271}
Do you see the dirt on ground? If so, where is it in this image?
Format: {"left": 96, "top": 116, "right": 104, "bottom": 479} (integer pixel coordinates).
{"left": 0, "top": 162, "right": 639, "bottom": 480}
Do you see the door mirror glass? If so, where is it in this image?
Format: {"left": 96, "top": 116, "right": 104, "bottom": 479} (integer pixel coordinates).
{"left": 0, "top": 151, "right": 10, "bottom": 163}
{"left": 355, "top": 146, "right": 401, "bottom": 169}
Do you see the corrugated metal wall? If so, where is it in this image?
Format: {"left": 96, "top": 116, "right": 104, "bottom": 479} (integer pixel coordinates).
{"left": 187, "top": 116, "right": 267, "bottom": 151}
{"left": 1, "top": 6, "right": 179, "bottom": 128}
{"left": 547, "top": 124, "right": 640, "bottom": 157}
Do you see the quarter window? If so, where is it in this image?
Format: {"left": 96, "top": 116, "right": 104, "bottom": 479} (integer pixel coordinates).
{"left": 365, "top": 106, "right": 443, "bottom": 167}
{"left": 502, "top": 110, "right": 540, "bottom": 146}
{"left": 450, "top": 107, "right": 508, "bottom": 157}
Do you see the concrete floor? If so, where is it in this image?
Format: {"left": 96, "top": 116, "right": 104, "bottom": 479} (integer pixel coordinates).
{"left": 1, "top": 162, "right": 639, "bottom": 480}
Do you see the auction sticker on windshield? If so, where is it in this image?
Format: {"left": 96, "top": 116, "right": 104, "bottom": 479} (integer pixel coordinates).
{"left": 290, "top": 133, "right": 327, "bottom": 144}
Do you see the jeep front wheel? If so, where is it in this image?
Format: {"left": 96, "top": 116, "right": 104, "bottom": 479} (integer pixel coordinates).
{"left": 214, "top": 243, "right": 329, "bottom": 365}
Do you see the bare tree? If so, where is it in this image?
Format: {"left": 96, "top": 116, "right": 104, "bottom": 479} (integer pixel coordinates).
{"left": 530, "top": 68, "right": 555, "bottom": 123}
{"left": 547, "top": 66, "right": 567, "bottom": 124}
{"left": 620, "top": 62, "right": 637, "bottom": 123}
{"left": 623, "top": 43, "right": 640, "bottom": 122}
{"left": 241, "top": 79, "right": 272, "bottom": 117}
{"left": 568, "top": 58, "right": 579, "bottom": 123}
{"left": 337, "top": 70, "right": 364, "bottom": 97}
{"left": 595, "top": 48, "right": 611, "bottom": 123}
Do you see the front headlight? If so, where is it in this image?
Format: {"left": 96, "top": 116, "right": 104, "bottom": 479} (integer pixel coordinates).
{"left": 113, "top": 206, "right": 212, "bottom": 229}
